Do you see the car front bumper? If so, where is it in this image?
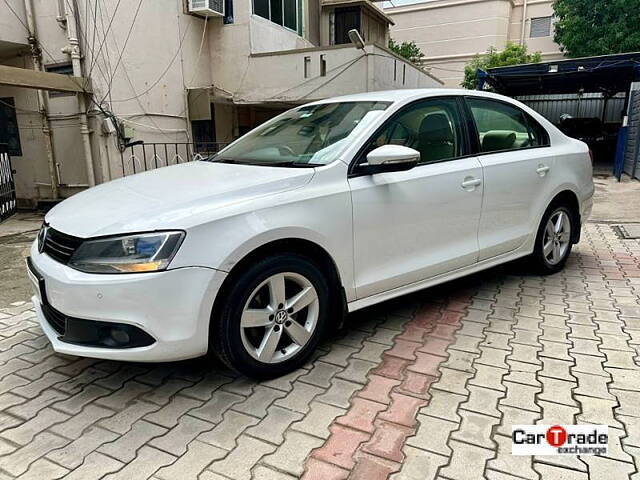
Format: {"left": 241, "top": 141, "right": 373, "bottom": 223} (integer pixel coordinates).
{"left": 27, "top": 242, "right": 227, "bottom": 362}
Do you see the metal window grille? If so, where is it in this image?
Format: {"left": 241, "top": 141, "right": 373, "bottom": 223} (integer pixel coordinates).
{"left": 530, "top": 17, "right": 552, "bottom": 38}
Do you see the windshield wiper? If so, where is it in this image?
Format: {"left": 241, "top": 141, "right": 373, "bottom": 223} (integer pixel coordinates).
{"left": 260, "top": 161, "right": 315, "bottom": 168}
{"left": 207, "top": 158, "right": 315, "bottom": 168}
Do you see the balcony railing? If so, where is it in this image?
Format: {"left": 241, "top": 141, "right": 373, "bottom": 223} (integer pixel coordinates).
{"left": 118, "top": 142, "right": 229, "bottom": 177}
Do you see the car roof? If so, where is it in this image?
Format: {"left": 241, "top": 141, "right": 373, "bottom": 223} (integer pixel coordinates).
{"left": 309, "top": 88, "right": 516, "bottom": 105}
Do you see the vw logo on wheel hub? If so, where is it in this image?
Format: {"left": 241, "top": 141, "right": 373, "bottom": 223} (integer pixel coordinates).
{"left": 274, "top": 310, "right": 288, "bottom": 324}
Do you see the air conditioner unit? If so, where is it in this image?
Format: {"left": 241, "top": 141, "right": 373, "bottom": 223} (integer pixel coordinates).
{"left": 189, "top": 0, "right": 224, "bottom": 17}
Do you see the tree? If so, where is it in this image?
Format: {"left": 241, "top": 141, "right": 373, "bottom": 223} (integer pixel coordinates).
{"left": 461, "top": 42, "right": 542, "bottom": 89}
{"left": 388, "top": 39, "right": 425, "bottom": 66}
{"left": 553, "top": 0, "right": 640, "bottom": 57}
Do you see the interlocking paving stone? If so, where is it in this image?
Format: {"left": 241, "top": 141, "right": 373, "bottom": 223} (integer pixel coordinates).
{"left": 46, "top": 425, "right": 119, "bottom": 469}
{"left": 12, "top": 458, "right": 68, "bottom": 480}
{"left": 262, "top": 431, "right": 324, "bottom": 476}
{"left": 60, "top": 452, "right": 123, "bottom": 480}
{"left": 155, "top": 440, "right": 226, "bottom": 480}
{"left": 98, "top": 420, "right": 167, "bottom": 463}
{"left": 198, "top": 410, "right": 259, "bottom": 450}
{"left": 1, "top": 431, "right": 69, "bottom": 477}
{"left": 207, "top": 434, "right": 276, "bottom": 480}
{"left": 3, "top": 223, "right": 640, "bottom": 480}
{"left": 274, "top": 381, "right": 324, "bottom": 414}
{"left": 291, "top": 401, "right": 346, "bottom": 439}
{"left": 101, "top": 445, "right": 175, "bottom": 480}
{"left": 245, "top": 405, "right": 304, "bottom": 445}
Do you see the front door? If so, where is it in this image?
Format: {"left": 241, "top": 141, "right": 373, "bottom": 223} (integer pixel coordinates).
{"left": 349, "top": 97, "right": 483, "bottom": 299}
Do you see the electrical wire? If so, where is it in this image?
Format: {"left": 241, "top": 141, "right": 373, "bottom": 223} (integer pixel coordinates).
{"left": 1, "top": 0, "right": 58, "bottom": 62}
{"left": 64, "top": 0, "right": 111, "bottom": 99}
{"left": 101, "top": 0, "right": 145, "bottom": 105}
{"left": 188, "top": 16, "right": 208, "bottom": 85}
{"left": 108, "top": 20, "right": 194, "bottom": 103}
{"left": 95, "top": 3, "right": 184, "bottom": 141}
{"left": 88, "top": 0, "right": 122, "bottom": 78}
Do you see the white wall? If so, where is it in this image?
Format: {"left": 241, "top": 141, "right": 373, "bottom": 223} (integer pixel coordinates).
{"left": 386, "top": 0, "right": 564, "bottom": 87}
{"left": 0, "top": 0, "right": 29, "bottom": 49}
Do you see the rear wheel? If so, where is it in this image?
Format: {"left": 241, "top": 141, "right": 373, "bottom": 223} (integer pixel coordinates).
{"left": 529, "top": 204, "right": 575, "bottom": 275}
{"left": 211, "top": 254, "right": 330, "bottom": 379}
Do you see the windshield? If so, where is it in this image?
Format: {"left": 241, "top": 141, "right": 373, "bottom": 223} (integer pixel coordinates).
{"left": 209, "top": 101, "right": 391, "bottom": 167}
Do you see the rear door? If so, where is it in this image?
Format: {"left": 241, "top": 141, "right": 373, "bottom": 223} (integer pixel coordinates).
{"left": 464, "top": 97, "right": 555, "bottom": 261}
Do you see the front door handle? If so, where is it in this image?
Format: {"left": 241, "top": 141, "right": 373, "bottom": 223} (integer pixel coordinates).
{"left": 537, "top": 165, "right": 551, "bottom": 176}
{"left": 461, "top": 177, "right": 482, "bottom": 190}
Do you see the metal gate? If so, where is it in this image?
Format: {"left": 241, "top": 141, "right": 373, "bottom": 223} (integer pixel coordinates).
{"left": 0, "top": 143, "right": 17, "bottom": 222}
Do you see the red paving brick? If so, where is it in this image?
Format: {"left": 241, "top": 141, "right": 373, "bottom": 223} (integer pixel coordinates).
{"left": 361, "top": 420, "right": 414, "bottom": 463}
{"left": 430, "top": 323, "right": 459, "bottom": 340}
{"left": 396, "top": 324, "right": 429, "bottom": 343}
{"left": 312, "top": 424, "right": 371, "bottom": 470}
{"left": 371, "top": 355, "right": 411, "bottom": 380}
{"left": 378, "top": 393, "right": 427, "bottom": 427}
{"left": 304, "top": 296, "right": 468, "bottom": 479}
{"left": 301, "top": 459, "right": 349, "bottom": 480}
{"left": 407, "top": 352, "right": 443, "bottom": 376}
{"left": 357, "top": 375, "right": 401, "bottom": 405}
{"left": 396, "top": 371, "right": 435, "bottom": 398}
{"left": 384, "top": 339, "right": 421, "bottom": 361}
{"left": 350, "top": 453, "right": 400, "bottom": 480}
{"left": 336, "top": 397, "right": 387, "bottom": 433}
{"left": 417, "top": 336, "right": 450, "bottom": 357}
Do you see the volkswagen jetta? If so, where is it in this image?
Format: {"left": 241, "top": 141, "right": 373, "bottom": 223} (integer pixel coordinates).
{"left": 27, "top": 89, "right": 594, "bottom": 378}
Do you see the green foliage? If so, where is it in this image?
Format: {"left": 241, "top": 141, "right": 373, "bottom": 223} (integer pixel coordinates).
{"left": 461, "top": 42, "right": 542, "bottom": 90}
{"left": 553, "top": 0, "right": 640, "bottom": 58}
{"left": 388, "top": 38, "right": 425, "bottom": 66}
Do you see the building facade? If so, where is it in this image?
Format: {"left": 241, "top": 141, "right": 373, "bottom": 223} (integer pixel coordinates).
{"left": 384, "top": 0, "right": 564, "bottom": 87}
{"left": 0, "top": 0, "right": 441, "bottom": 208}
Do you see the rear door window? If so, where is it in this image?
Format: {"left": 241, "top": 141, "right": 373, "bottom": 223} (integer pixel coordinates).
{"left": 466, "top": 97, "right": 550, "bottom": 153}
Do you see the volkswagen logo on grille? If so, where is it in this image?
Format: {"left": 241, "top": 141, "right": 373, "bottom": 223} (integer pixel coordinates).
{"left": 37, "top": 225, "right": 48, "bottom": 253}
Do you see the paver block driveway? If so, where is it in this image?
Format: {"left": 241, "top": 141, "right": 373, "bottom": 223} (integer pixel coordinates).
{"left": 1, "top": 222, "right": 640, "bottom": 479}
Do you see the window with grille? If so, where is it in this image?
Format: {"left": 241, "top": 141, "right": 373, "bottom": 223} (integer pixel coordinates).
{"left": 45, "top": 63, "right": 75, "bottom": 98}
{"left": 253, "top": 0, "right": 302, "bottom": 34}
{"left": 530, "top": 16, "right": 552, "bottom": 38}
{"left": 0, "top": 98, "right": 22, "bottom": 156}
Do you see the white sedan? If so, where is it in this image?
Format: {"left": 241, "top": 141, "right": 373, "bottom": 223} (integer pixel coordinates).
{"left": 27, "top": 89, "right": 594, "bottom": 378}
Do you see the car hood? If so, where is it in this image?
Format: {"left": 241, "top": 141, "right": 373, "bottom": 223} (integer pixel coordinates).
{"left": 46, "top": 161, "right": 315, "bottom": 238}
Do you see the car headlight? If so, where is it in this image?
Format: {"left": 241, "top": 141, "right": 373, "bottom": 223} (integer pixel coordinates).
{"left": 69, "top": 231, "right": 185, "bottom": 274}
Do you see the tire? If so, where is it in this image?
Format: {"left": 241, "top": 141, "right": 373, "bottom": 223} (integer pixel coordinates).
{"left": 211, "top": 253, "right": 330, "bottom": 379}
{"left": 528, "top": 203, "right": 576, "bottom": 275}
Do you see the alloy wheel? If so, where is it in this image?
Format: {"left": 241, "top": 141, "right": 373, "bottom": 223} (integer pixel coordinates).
{"left": 543, "top": 209, "right": 571, "bottom": 266}
{"left": 240, "top": 272, "right": 319, "bottom": 364}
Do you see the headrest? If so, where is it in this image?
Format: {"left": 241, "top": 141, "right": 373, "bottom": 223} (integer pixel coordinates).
{"left": 482, "top": 131, "right": 516, "bottom": 152}
{"left": 419, "top": 113, "right": 454, "bottom": 144}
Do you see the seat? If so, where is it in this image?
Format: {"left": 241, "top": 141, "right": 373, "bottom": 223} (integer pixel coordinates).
{"left": 417, "top": 113, "right": 455, "bottom": 163}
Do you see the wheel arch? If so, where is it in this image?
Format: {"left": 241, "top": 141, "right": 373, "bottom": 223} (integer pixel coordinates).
{"left": 546, "top": 189, "right": 581, "bottom": 243}
{"left": 210, "top": 237, "right": 348, "bottom": 341}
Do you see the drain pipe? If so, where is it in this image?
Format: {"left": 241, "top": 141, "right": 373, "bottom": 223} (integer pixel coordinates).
{"left": 23, "top": 0, "right": 59, "bottom": 200}
{"left": 62, "top": 0, "right": 96, "bottom": 187}
{"left": 520, "top": 0, "right": 528, "bottom": 46}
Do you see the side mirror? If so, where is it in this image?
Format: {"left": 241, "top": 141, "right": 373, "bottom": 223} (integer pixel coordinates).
{"left": 357, "top": 145, "right": 420, "bottom": 175}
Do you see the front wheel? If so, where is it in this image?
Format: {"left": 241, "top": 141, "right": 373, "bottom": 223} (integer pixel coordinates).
{"left": 211, "top": 254, "right": 330, "bottom": 379}
{"left": 529, "top": 204, "right": 575, "bottom": 275}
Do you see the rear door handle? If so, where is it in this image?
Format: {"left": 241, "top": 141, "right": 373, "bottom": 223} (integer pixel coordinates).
{"left": 537, "top": 165, "right": 551, "bottom": 176}
{"left": 461, "top": 178, "right": 482, "bottom": 190}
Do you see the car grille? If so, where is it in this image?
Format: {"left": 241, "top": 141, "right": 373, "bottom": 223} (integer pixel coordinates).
{"left": 41, "top": 302, "right": 67, "bottom": 335}
{"left": 42, "top": 228, "right": 83, "bottom": 265}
